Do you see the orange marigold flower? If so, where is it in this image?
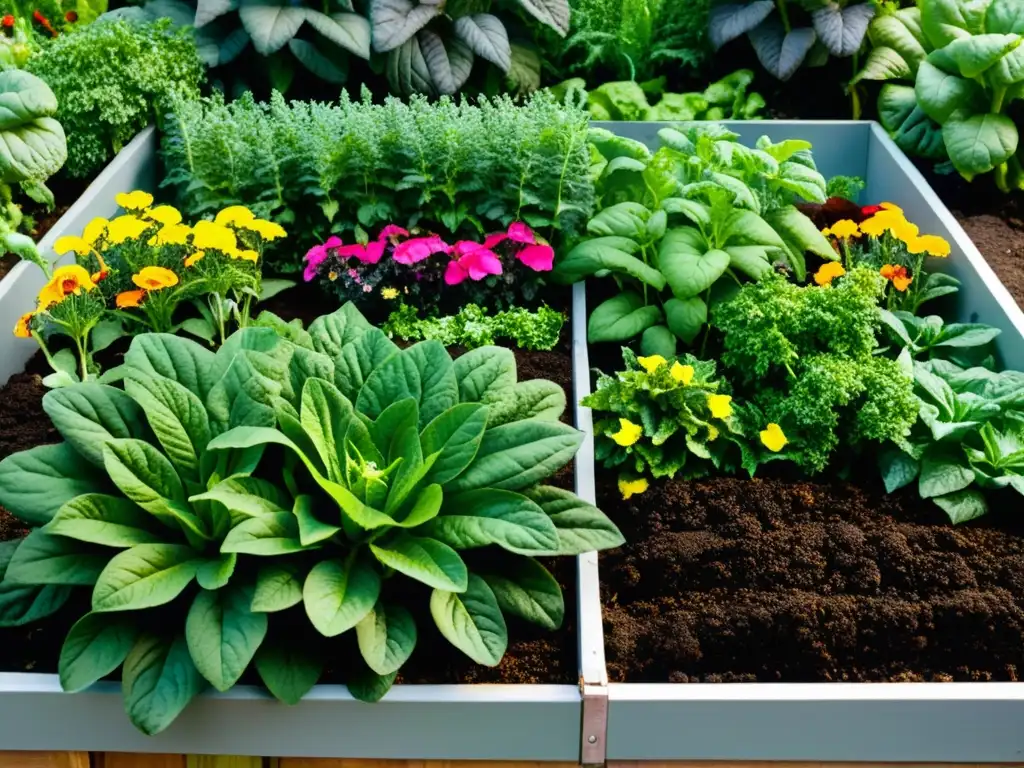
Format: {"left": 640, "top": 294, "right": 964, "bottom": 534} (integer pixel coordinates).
{"left": 13, "top": 311, "right": 33, "bottom": 338}
{"left": 880, "top": 264, "right": 912, "bottom": 291}
{"left": 814, "top": 261, "right": 846, "bottom": 286}
{"left": 907, "top": 234, "right": 951, "bottom": 258}
{"left": 893, "top": 274, "right": 913, "bottom": 292}
{"left": 39, "top": 265, "right": 96, "bottom": 308}
{"left": 184, "top": 251, "right": 204, "bottom": 268}
{"left": 116, "top": 289, "right": 146, "bottom": 308}
{"left": 132, "top": 266, "right": 179, "bottom": 291}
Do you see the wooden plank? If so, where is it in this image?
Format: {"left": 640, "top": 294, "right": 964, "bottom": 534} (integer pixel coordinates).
{"left": 275, "top": 762, "right": 579, "bottom": 768}
{"left": 94, "top": 754, "right": 185, "bottom": 768}
{"left": 186, "top": 758, "right": 264, "bottom": 768}
{"left": 0, "top": 754, "right": 89, "bottom": 768}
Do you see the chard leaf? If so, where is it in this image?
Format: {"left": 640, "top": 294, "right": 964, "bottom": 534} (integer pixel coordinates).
{"left": 238, "top": 2, "right": 306, "bottom": 54}
{"left": 483, "top": 380, "right": 566, "bottom": 427}
{"left": 369, "top": 532, "right": 468, "bottom": 591}
{"left": 42, "top": 384, "right": 149, "bottom": 468}
{"left": 254, "top": 633, "right": 323, "bottom": 705}
{"left": 660, "top": 242, "right": 730, "bottom": 299}
{"left": 879, "top": 84, "right": 948, "bottom": 160}
{"left": 252, "top": 562, "right": 304, "bottom": 612}
{"left": 221, "top": 510, "right": 307, "bottom": 555}
{"left": 420, "top": 403, "right": 488, "bottom": 486}
{"left": 748, "top": 18, "right": 817, "bottom": 81}
{"left": 124, "top": 375, "right": 211, "bottom": 485}
{"left": 453, "top": 14, "right": 510, "bottom": 70}
{"left": 708, "top": 0, "right": 775, "bottom": 48}
{"left": 430, "top": 573, "right": 506, "bottom": 665}
{"left": 933, "top": 487, "right": 988, "bottom": 524}
{"left": 811, "top": 2, "right": 876, "bottom": 57}
{"left": 425, "top": 488, "right": 559, "bottom": 555}
{"left": 370, "top": 0, "right": 440, "bottom": 53}
{"left": 356, "top": 601, "right": 417, "bottom": 675}
{"left": 357, "top": 341, "right": 459, "bottom": 429}
{"left": 300, "top": 377, "right": 355, "bottom": 481}
{"left": 481, "top": 558, "right": 563, "bottom": 630}
{"left": 122, "top": 632, "right": 205, "bottom": 736}
{"left": 45, "top": 494, "right": 163, "bottom": 547}
{"left": 879, "top": 447, "right": 921, "bottom": 493}
{"left": 452, "top": 346, "right": 516, "bottom": 404}
{"left": 303, "top": 556, "right": 380, "bottom": 636}
{"left": 3, "top": 528, "right": 107, "bottom": 585}
{"left": 308, "top": 303, "right": 373, "bottom": 359}
{"left": 556, "top": 236, "right": 665, "bottom": 288}
{"left": 919, "top": 449, "right": 975, "bottom": 498}
{"left": 664, "top": 296, "right": 708, "bottom": 346}
{"left": 523, "top": 485, "right": 625, "bottom": 554}
{"left": 92, "top": 544, "right": 201, "bottom": 612}
{"left": 59, "top": 612, "right": 137, "bottom": 693}
{"left": 293, "top": 494, "right": 342, "bottom": 545}
{"left": 588, "top": 292, "right": 663, "bottom": 343}
{"left": 0, "top": 442, "right": 106, "bottom": 526}
{"left": 333, "top": 328, "right": 399, "bottom": 402}
{"left": 186, "top": 583, "right": 268, "bottom": 691}
{"left": 196, "top": 553, "right": 236, "bottom": 590}
{"left": 123, "top": 333, "right": 218, "bottom": 402}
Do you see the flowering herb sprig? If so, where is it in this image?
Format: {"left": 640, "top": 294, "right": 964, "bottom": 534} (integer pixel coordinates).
{"left": 303, "top": 221, "right": 555, "bottom": 314}
{"left": 13, "top": 191, "right": 286, "bottom": 385}
{"left": 815, "top": 202, "right": 957, "bottom": 313}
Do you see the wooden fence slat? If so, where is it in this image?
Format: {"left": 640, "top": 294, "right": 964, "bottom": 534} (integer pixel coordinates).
{"left": 93, "top": 754, "right": 186, "bottom": 768}
{"left": 0, "top": 753, "right": 89, "bottom": 768}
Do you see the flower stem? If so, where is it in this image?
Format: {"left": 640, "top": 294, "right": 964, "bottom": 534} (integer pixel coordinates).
{"left": 75, "top": 331, "right": 89, "bottom": 383}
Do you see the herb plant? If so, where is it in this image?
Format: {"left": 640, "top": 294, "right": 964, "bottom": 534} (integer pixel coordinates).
{"left": 161, "top": 91, "right": 593, "bottom": 274}
{"left": 26, "top": 18, "right": 204, "bottom": 178}
{"left": 0, "top": 303, "right": 623, "bottom": 732}
{"left": 13, "top": 191, "right": 286, "bottom": 386}
{"left": 383, "top": 303, "right": 565, "bottom": 351}
{"left": 853, "top": 0, "right": 1024, "bottom": 191}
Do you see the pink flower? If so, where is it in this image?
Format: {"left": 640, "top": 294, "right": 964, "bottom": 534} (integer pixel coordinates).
{"left": 347, "top": 268, "right": 359, "bottom": 278}
{"left": 302, "top": 236, "right": 343, "bottom": 282}
{"left": 444, "top": 243, "right": 503, "bottom": 285}
{"left": 516, "top": 243, "right": 554, "bottom": 272}
{"left": 482, "top": 231, "right": 508, "bottom": 249}
{"left": 394, "top": 235, "right": 450, "bottom": 265}
{"left": 378, "top": 224, "right": 409, "bottom": 243}
{"left": 362, "top": 240, "right": 385, "bottom": 264}
{"left": 362, "top": 283, "right": 373, "bottom": 293}
{"left": 507, "top": 222, "right": 536, "bottom": 244}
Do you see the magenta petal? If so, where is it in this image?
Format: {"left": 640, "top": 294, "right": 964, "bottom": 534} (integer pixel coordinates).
{"left": 517, "top": 243, "right": 554, "bottom": 272}
{"left": 361, "top": 240, "right": 385, "bottom": 264}
{"left": 395, "top": 236, "right": 450, "bottom": 265}
{"left": 303, "top": 264, "right": 318, "bottom": 282}
{"left": 482, "top": 232, "right": 508, "bottom": 249}
{"left": 378, "top": 224, "right": 409, "bottom": 242}
{"left": 335, "top": 243, "right": 368, "bottom": 260}
{"left": 303, "top": 244, "right": 326, "bottom": 265}
{"left": 453, "top": 240, "right": 482, "bottom": 257}
{"left": 444, "top": 259, "right": 467, "bottom": 285}
{"left": 464, "top": 250, "right": 503, "bottom": 281}
{"left": 507, "top": 221, "right": 536, "bottom": 244}
{"left": 324, "top": 236, "right": 344, "bottom": 249}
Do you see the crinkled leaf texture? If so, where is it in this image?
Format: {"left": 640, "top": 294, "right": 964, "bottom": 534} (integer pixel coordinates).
{"left": 0, "top": 69, "right": 67, "bottom": 183}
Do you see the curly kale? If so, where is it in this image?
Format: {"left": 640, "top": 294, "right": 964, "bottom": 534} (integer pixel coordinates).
{"left": 27, "top": 19, "right": 203, "bottom": 178}
{"left": 384, "top": 304, "right": 565, "bottom": 351}
{"left": 713, "top": 268, "right": 918, "bottom": 474}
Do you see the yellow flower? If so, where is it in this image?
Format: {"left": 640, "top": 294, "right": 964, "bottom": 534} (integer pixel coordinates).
{"left": 214, "top": 206, "right": 255, "bottom": 227}
{"left": 132, "top": 266, "right": 179, "bottom": 291}
{"left": 907, "top": 234, "right": 951, "bottom": 258}
{"left": 83, "top": 217, "right": 108, "bottom": 246}
{"left": 235, "top": 249, "right": 259, "bottom": 262}
{"left": 107, "top": 215, "right": 150, "bottom": 244}
{"left": 880, "top": 202, "right": 903, "bottom": 214}
{"left": 115, "top": 190, "right": 154, "bottom": 211}
{"left": 707, "top": 424, "right": 719, "bottom": 442}
{"left": 618, "top": 476, "right": 649, "bottom": 500}
{"left": 813, "top": 261, "right": 846, "bottom": 286}
{"left": 13, "top": 311, "right": 33, "bottom": 338}
{"left": 381, "top": 287, "right": 399, "bottom": 300}
{"left": 890, "top": 218, "right": 919, "bottom": 244}
{"left": 184, "top": 251, "right": 204, "bottom": 267}
{"left": 192, "top": 220, "right": 238, "bottom": 253}
{"left": 637, "top": 355, "right": 667, "bottom": 373}
{"left": 145, "top": 205, "right": 182, "bottom": 226}
{"left": 760, "top": 423, "right": 788, "bottom": 452}
{"left": 116, "top": 289, "right": 146, "bottom": 308}
{"left": 880, "top": 264, "right": 912, "bottom": 292}
{"left": 670, "top": 361, "right": 694, "bottom": 385}
{"left": 153, "top": 223, "right": 192, "bottom": 246}
{"left": 54, "top": 235, "right": 95, "bottom": 256}
{"left": 241, "top": 219, "right": 287, "bottom": 241}
{"left": 610, "top": 418, "right": 643, "bottom": 447}
{"left": 707, "top": 394, "right": 733, "bottom": 420}
{"left": 328, "top": 270, "right": 338, "bottom": 281}
{"left": 40, "top": 265, "right": 96, "bottom": 306}
{"left": 860, "top": 210, "right": 904, "bottom": 237}
{"left": 893, "top": 274, "right": 913, "bottom": 292}
{"left": 830, "top": 219, "right": 861, "bottom": 239}
{"left": 821, "top": 227, "right": 832, "bottom": 237}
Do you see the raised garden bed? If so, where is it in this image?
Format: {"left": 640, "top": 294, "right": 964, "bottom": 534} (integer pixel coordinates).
{"left": 582, "top": 121, "right": 1024, "bottom": 763}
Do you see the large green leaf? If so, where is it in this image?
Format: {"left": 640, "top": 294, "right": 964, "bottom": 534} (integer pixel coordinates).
{"left": 430, "top": 573, "right": 507, "bottom": 666}
{"left": 303, "top": 556, "right": 380, "bottom": 637}
{"left": 122, "top": 632, "right": 205, "bottom": 736}
{"left": 588, "top": 292, "right": 663, "bottom": 343}
{"left": 293, "top": 494, "right": 342, "bottom": 545}
{"left": 933, "top": 487, "right": 988, "bottom": 524}
{"left": 92, "top": 543, "right": 201, "bottom": 612}
{"left": 239, "top": 2, "right": 306, "bottom": 54}
{"left": 369, "top": 532, "right": 468, "bottom": 591}
{"left": 333, "top": 327, "right": 399, "bottom": 402}
{"left": 123, "top": 333, "right": 218, "bottom": 402}
{"left": 308, "top": 303, "right": 373, "bottom": 359}
{"left": 664, "top": 296, "right": 707, "bottom": 345}
{"left": 221, "top": 510, "right": 307, "bottom": 555}
{"left": 424, "top": 488, "right": 559, "bottom": 555}
{"left": 420, "top": 403, "right": 488, "bottom": 486}
{"left": 196, "top": 553, "right": 236, "bottom": 590}
{"left": 251, "top": 562, "right": 304, "bottom": 612}
{"left": 357, "top": 341, "right": 459, "bottom": 429}
{"left": 186, "top": 583, "right": 268, "bottom": 691}
{"left": 253, "top": 633, "right": 323, "bottom": 705}
{"left": 660, "top": 238, "right": 728, "bottom": 300}
{"left": 356, "top": 601, "right": 417, "bottom": 675}
{"left": 305, "top": 9, "right": 371, "bottom": 58}
{"left": 944, "top": 33, "right": 1021, "bottom": 78}
{"left": 445, "top": 420, "right": 582, "bottom": 492}
{"left": 59, "top": 612, "right": 137, "bottom": 692}
{"left": 587, "top": 202, "right": 651, "bottom": 239}
{"left": 0, "top": 442, "right": 106, "bottom": 526}
{"left": 481, "top": 558, "right": 564, "bottom": 630}
{"left": 943, "top": 114, "right": 1018, "bottom": 179}
{"left": 484, "top": 381, "right": 566, "bottom": 428}
{"left": 300, "top": 377, "right": 354, "bottom": 480}
{"left": 921, "top": 0, "right": 976, "bottom": 47}
{"left": 523, "top": 485, "right": 625, "bottom": 555}
{"left": 915, "top": 53, "right": 987, "bottom": 123}
{"left": 3, "top": 528, "right": 107, "bottom": 585}
{"left": 0, "top": 582, "right": 71, "bottom": 627}
{"left": 878, "top": 84, "right": 947, "bottom": 160}
{"left": 124, "top": 374, "right": 211, "bottom": 484}
{"left": 555, "top": 236, "right": 666, "bottom": 289}
{"left": 206, "top": 351, "right": 283, "bottom": 431}
{"left": 988, "top": 0, "right": 1024, "bottom": 35}
{"left": 45, "top": 494, "right": 162, "bottom": 547}
{"left": 452, "top": 346, "right": 516, "bottom": 404}
{"left": 42, "top": 384, "right": 148, "bottom": 468}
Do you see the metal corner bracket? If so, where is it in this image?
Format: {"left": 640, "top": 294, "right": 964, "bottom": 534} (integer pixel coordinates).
{"left": 580, "top": 682, "right": 609, "bottom": 766}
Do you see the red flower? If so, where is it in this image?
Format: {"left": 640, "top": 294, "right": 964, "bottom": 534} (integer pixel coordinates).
{"left": 861, "top": 204, "right": 884, "bottom": 216}
{"left": 64, "top": 10, "right": 77, "bottom": 22}
{"left": 1, "top": 15, "right": 15, "bottom": 27}
{"left": 33, "top": 10, "right": 57, "bottom": 36}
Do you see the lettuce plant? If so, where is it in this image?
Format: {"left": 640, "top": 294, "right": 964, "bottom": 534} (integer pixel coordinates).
{"left": 383, "top": 302, "right": 565, "bottom": 351}
{"left": 0, "top": 303, "right": 622, "bottom": 733}
{"left": 853, "top": 0, "right": 1024, "bottom": 191}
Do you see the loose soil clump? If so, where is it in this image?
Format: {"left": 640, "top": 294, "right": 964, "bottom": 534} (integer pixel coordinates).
{"left": 599, "top": 474, "right": 1024, "bottom": 683}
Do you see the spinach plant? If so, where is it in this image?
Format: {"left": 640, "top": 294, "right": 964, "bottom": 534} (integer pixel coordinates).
{"left": 853, "top": 0, "right": 1024, "bottom": 191}
{"left": 879, "top": 309, "right": 1000, "bottom": 367}
{"left": 0, "top": 303, "right": 622, "bottom": 733}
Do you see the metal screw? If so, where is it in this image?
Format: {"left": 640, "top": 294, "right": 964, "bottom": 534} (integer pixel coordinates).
{"left": 587, "top": 735, "right": 597, "bottom": 744}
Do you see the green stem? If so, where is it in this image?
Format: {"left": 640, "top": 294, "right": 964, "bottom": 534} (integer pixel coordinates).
{"left": 75, "top": 330, "right": 90, "bottom": 383}
{"left": 994, "top": 162, "right": 1009, "bottom": 194}
{"left": 777, "top": 0, "right": 791, "bottom": 33}
{"left": 30, "top": 330, "right": 59, "bottom": 372}
{"left": 993, "top": 86, "right": 1006, "bottom": 115}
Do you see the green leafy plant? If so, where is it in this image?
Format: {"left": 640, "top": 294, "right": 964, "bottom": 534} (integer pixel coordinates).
{"left": 853, "top": 0, "right": 1024, "bottom": 191}
{"left": 554, "top": 124, "right": 833, "bottom": 351}
{"left": 161, "top": 90, "right": 593, "bottom": 274}
{"left": 0, "top": 302, "right": 623, "bottom": 733}
{"left": 26, "top": 18, "right": 204, "bottom": 178}
{"left": 712, "top": 267, "right": 918, "bottom": 474}
{"left": 0, "top": 69, "right": 66, "bottom": 263}
{"left": 383, "top": 302, "right": 566, "bottom": 351}
{"left": 550, "top": 69, "right": 766, "bottom": 121}
{"left": 709, "top": 0, "right": 877, "bottom": 82}
{"left": 878, "top": 309, "right": 1000, "bottom": 366}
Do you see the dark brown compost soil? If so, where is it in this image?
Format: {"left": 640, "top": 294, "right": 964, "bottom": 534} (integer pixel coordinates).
{"left": 599, "top": 474, "right": 1024, "bottom": 683}
{"left": 0, "top": 296, "right": 579, "bottom": 685}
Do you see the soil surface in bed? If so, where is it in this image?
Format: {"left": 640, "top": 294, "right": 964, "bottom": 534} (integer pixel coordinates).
{"left": 0, "top": 285, "right": 580, "bottom": 685}
{"left": 599, "top": 473, "right": 1024, "bottom": 683}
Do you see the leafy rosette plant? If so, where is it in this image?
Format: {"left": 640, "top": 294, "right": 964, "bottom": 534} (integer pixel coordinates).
{"left": 13, "top": 193, "right": 288, "bottom": 386}
{"left": 303, "top": 221, "right": 555, "bottom": 313}
{"left": 0, "top": 320, "right": 322, "bottom": 734}
{"left": 0, "top": 303, "right": 623, "bottom": 733}
{"left": 853, "top": 0, "right": 1024, "bottom": 191}
{"left": 206, "top": 303, "right": 623, "bottom": 700}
